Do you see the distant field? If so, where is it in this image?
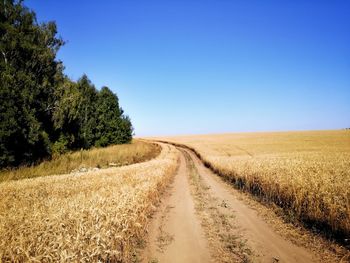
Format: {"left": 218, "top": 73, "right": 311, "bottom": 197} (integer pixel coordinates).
{"left": 158, "top": 130, "right": 350, "bottom": 238}
{"left": 0, "top": 140, "right": 160, "bottom": 183}
{"left": 0, "top": 143, "right": 178, "bottom": 262}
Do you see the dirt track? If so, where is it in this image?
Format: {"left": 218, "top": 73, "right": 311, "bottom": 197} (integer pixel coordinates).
{"left": 142, "top": 146, "right": 319, "bottom": 263}
{"left": 142, "top": 150, "right": 211, "bottom": 263}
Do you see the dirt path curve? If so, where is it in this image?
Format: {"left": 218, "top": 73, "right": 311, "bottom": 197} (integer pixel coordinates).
{"left": 142, "top": 149, "right": 212, "bottom": 263}
{"left": 142, "top": 145, "right": 318, "bottom": 263}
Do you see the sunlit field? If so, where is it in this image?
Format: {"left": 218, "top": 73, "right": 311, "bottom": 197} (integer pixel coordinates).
{"left": 0, "top": 143, "right": 178, "bottom": 262}
{"left": 159, "top": 130, "right": 350, "bottom": 238}
{"left": 0, "top": 140, "right": 160, "bottom": 183}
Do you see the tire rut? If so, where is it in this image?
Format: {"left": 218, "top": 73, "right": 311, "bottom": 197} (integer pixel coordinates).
{"left": 142, "top": 146, "right": 319, "bottom": 263}
{"left": 142, "top": 149, "right": 211, "bottom": 263}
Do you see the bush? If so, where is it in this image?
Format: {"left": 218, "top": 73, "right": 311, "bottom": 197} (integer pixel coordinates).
{"left": 51, "top": 135, "right": 69, "bottom": 156}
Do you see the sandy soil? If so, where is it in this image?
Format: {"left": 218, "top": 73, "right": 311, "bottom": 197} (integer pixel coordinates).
{"left": 142, "top": 150, "right": 211, "bottom": 263}
{"left": 142, "top": 146, "right": 320, "bottom": 263}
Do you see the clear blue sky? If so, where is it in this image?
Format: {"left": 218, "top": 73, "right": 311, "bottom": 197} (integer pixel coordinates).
{"left": 26, "top": 0, "right": 350, "bottom": 136}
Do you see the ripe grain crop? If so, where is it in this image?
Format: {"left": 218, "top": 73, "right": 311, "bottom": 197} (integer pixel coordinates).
{"left": 0, "top": 143, "right": 179, "bottom": 262}
{"left": 0, "top": 140, "right": 160, "bottom": 183}
{"left": 158, "top": 130, "right": 350, "bottom": 239}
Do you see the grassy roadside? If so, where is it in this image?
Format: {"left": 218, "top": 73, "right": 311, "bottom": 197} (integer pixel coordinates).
{"left": 182, "top": 149, "right": 252, "bottom": 263}
{"left": 0, "top": 140, "right": 161, "bottom": 183}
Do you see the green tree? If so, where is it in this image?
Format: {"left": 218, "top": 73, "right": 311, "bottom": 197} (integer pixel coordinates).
{"left": 118, "top": 114, "right": 133, "bottom": 143}
{"left": 52, "top": 75, "right": 98, "bottom": 150}
{"left": 95, "top": 86, "right": 133, "bottom": 147}
{"left": 0, "top": 0, "right": 63, "bottom": 166}
{"left": 0, "top": 1, "right": 133, "bottom": 168}
{"left": 75, "top": 75, "right": 98, "bottom": 148}
{"left": 52, "top": 77, "right": 81, "bottom": 152}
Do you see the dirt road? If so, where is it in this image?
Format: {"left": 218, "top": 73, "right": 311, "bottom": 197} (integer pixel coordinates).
{"left": 142, "top": 146, "right": 318, "bottom": 263}
{"left": 142, "top": 150, "right": 211, "bottom": 263}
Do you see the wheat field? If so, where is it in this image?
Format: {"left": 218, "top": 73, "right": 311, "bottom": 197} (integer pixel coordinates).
{"left": 0, "top": 143, "right": 179, "bottom": 262}
{"left": 159, "top": 130, "right": 350, "bottom": 238}
{"left": 0, "top": 140, "right": 160, "bottom": 183}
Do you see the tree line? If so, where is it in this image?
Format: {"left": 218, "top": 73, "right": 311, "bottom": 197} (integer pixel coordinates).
{"left": 0, "top": 0, "right": 133, "bottom": 168}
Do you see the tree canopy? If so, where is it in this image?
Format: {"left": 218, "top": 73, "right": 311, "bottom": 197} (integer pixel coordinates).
{"left": 0, "top": 0, "right": 133, "bottom": 168}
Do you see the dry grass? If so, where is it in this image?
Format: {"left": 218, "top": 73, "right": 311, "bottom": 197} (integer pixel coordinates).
{"left": 183, "top": 150, "right": 251, "bottom": 263}
{"left": 157, "top": 130, "right": 350, "bottom": 239}
{"left": 0, "top": 140, "right": 160, "bottom": 183}
{"left": 0, "top": 143, "right": 179, "bottom": 262}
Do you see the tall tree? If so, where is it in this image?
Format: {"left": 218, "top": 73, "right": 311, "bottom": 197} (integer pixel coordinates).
{"left": 76, "top": 75, "right": 98, "bottom": 149}
{"left": 51, "top": 77, "right": 81, "bottom": 153}
{"left": 95, "top": 87, "right": 133, "bottom": 147}
{"left": 0, "top": 0, "right": 63, "bottom": 166}
{"left": 0, "top": 1, "right": 133, "bottom": 168}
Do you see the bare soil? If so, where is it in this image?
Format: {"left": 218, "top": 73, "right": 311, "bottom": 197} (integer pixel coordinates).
{"left": 142, "top": 151, "right": 211, "bottom": 263}
{"left": 142, "top": 146, "right": 322, "bottom": 263}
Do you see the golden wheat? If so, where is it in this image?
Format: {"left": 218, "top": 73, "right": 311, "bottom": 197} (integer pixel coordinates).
{"left": 0, "top": 143, "right": 179, "bottom": 262}
{"left": 158, "top": 130, "right": 350, "bottom": 237}
{"left": 0, "top": 140, "right": 160, "bottom": 183}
